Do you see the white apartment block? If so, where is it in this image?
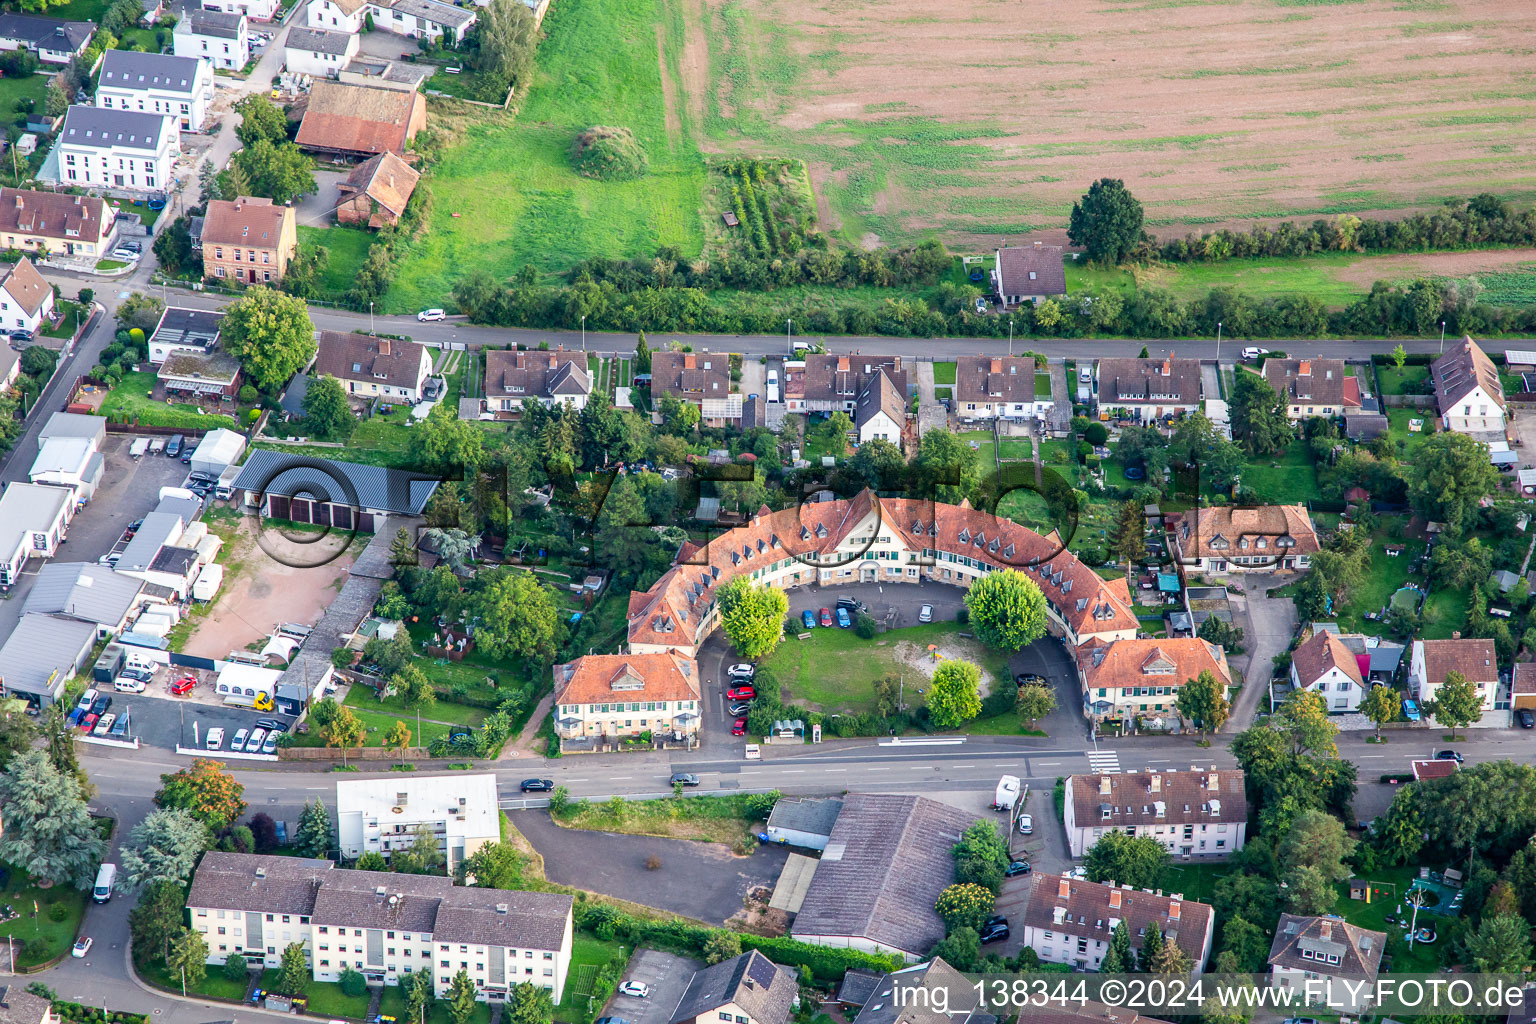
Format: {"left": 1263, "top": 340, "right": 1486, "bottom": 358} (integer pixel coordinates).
{"left": 96, "top": 50, "right": 215, "bottom": 131}
{"left": 173, "top": 8, "right": 249, "bottom": 71}
{"left": 187, "top": 852, "right": 574, "bottom": 1003}
{"left": 305, "top": 0, "right": 474, "bottom": 42}
{"left": 203, "top": 0, "right": 280, "bottom": 21}
{"left": 1061, "top": 770, "right": 1248, "bottom": 859}
{"left": 336, "top": 774, "right": 500, "bottom": 874}
{"left": 1022, "top": 874, "right": 1214, "bottom": 973}
{"left": 54, "top": 106, "right": 177, "bottom": 192}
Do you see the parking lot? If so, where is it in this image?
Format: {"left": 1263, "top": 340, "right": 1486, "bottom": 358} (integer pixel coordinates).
{"left": 79, "top": 680, "right": 297, "bottom": 752}
{"left": 606, "top": 950, "right": 701, "bottom": 1024}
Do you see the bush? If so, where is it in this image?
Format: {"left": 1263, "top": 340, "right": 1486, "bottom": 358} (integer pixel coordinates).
{"left": 47, "top": 903, "right": 68, "bottom": 922}
{"left": 223, "top": 954, "right": 249, "bottom": 980}
{"left": 78, "top": 288, "right": 93, "bottom": 304}
{"left": 238, "top": 385, "right": 258, "bottom": 404}
{"left": 0, "top": 48, "right": 38, "bottom": 78}
{"left": 853, "top": 612, "right": 876, "bottom": 639}
{"left": 338, "top": 968, "right": 366, "bottom": 997}
{"left": 569, "top": 126, "right": 648, "bottom": 181}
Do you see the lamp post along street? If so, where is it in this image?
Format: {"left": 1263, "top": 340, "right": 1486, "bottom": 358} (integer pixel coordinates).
{"left": 1216, "top": 322, "right": 1222, "bottom": 364}
{"left": 369, "top": 300, "right": 375, "bottom": 335}
{"left": 581, "top": 315, "right": 586, "bottom": 352}
{"left": 787, "top": 319, "right": 793, "bottom": 357}
{"left": 1008, "top": 318, "right": 1014, "bottom": 358}
{"left": 1441, "top": 321, "right": 1447, "bottom": 354}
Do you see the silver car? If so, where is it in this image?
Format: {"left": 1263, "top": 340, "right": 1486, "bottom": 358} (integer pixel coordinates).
{"left": 244, "top": 728, "right": 267, "bottom": 753}
{"left": 918, "top": 604, "right": 933, "bottom": 623}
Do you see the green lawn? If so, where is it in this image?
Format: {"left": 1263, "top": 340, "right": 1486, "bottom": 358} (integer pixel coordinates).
{"left": 96, "top": 259, "right": 129, "bottom": 271}
{"left": 996, "top": 438, "right": 1033, "bottom": 459}
{"left": 1377, "top": 364, "right": 1429, "bottom": 396}
{"left": 554, "top": 792, "right": 762, "bottom": 845}
{"left": 1385, "top": 408, "right": 1437, "bottom": 452}
{"left": 1034, "top": 372, "right": 1052, "bottom": 399}
{"left": 288, "top": 706, "right": 453, "bottom": 750}
{"left": 379, "top": 984, "right": 494, "bottom": 1024}
{"left": 45, "top": 301, "right": 86, "bottom": 339}
{"left": 388, "top": 0, "right": 707, "bottom": 309}
{"left": 0, "top": 73, "right": 49, "bottom": 143}
{"left": 343, "top": 677, "right": 490, "bottom": 727}
{"left": 345, "top": 407, "right": 417, "bottom": 465}
{"left": 933, "top": 361, "right": 956, "bottom": 385}
{"left": 297, "top": 225, "right": 375, "bottom": 299}
{"left": 557, "top": 936, "right": 630, "bottom": 1024}
{"left": 1422, "top": 585, "right": 1472, "bottom": 640}
{"left": 258, "top": 972, "right": 372, "bottom": 1018}
{"left": 1237, "top": 443, "right": 1321, "bottom": 504}
{"left": 101, "top": 371, "right": 240, "bottom": 430}
{"left": 140, "top": 958, "right": 253, "bottom": 1000}
{"left": 1158, "top": 861, "right": 1235, "bottom": 905}
{"left": 1064, "top": 261, "right": 1134, "bottom": 296}
{"left": 763, "top": 621, "right": 1009, "bottom": 715}
{"left": 1322, "top": 522, "right": 1426, "bottom": 634}
{"left": 0, "top": 863, "right": 90, "bottom": 967}
{"left": 1327, "top": 865, "right": 1459, "bottom": 973}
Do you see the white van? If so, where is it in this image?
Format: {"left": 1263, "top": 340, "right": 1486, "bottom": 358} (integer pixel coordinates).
{"left": 206, "top": 727, "right": 225, "bottom": 751}
{"left": 92, "top": 863, "right": 116, "bottom": 903}
{"left": 766, "top": 370, "right": 780, "bottom": 404}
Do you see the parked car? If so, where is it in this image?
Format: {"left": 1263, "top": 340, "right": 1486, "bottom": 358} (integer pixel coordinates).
{"left": 230, "top": 728, "right": 249, "bottom": 750}
{"left": 75, "top": 688, "right": 98, "bottom": 714}
{"left": 1402, "top": 697, "right": 1420, "bottom": 721}
{"left": 836, "top": 596, "right": 862, "bottom": 613}
{"left": 1005, "top": 860, "right": 1031, "bottom": 877}
{"left": 166, "top": 434, "right": 184, "bottom": 457}
{"left": 1017, "top": 813, "right": 1033, "bottom": 834}
{"left": 417, "top": 308, "right": 446, "bottom": 322}
{"left": 113, "top": 678, "right": 145, "bottom": 693}
{"left": 1281, "top": 1018, "right": 1320, "bottom": 1024}
{"left": 109, "top": 714, "right": 130, "bottom": 739}
{"left": 92, "top": 714, "right": 116, "bottom": 737}
{"left": 71, "top": 937, "right": 92, "bottom": 958}
{"left": 1520, "top": 708, "right": 1535, "bottom": 729}
{"left": 801, "top": 609, "right": 817, "bottom": 629}
{"left": 261, "top": 731, "right": 279, "bottom": 755}
{"left": 918, "top": 604, "right": 933, "bottom": 623}
{"left": 1434, "top": 749, "right": 1463, "bottom": 763}
{"left": 120, "top": 665, "right": 154, "bottom": 683}
{"left": 256, "top": 719, "right": 288, "bottom": 732}
{"left": 1241, "top": 347, "right": 1270, "bottom": 360}
{"left": 206, "top": 727, "right": 225, "bottom": 750}
{"left": 979, "top": 921, "right": 1009, "bottom": 944}
{"left": 520, "top": 778, "right": 555, "bottom": 792}
{"left": 111, "top": 247, "right": 139, "bottom": 261}
{"left": 670, "top": 772, "right": 700, "bottom": 787}
{"left": 9, "top": 329, "right": 32, "bottom": 343}
{"left": 726, "top": 685, "right": 755, "bottom": 701}
{"left": 836, "top": 607, "right": 851, "bottom": 628}
{"left": 731, "top": 717, "right": 747, "bottom": 736}
{"left": 244, "top": 728, "right": 267, "bottom": 753}
{"left": 727, "top": 663, "right": 754, "bottom": 679}
{"left": 170, "top": 676, "right": 197, "bottom": 695}
{"left": 91, "top": 695, "right": 111, "bottom": 716}
{"left": 818, "top": 607, "right": 832, "bottom": 627}
{"left": 618, "top": 982, "right": 649, "bottom": 998}
{"left": 974, "top": 296, "right": 987, "bottom": 314}
{"left": 1079, "top": 366, "right": 1093, "bottom": 383}
{"left": 78, "top": 712, "right": 99, "bottom": 732}
{"left": 728, "top": 702, "right": 752, "bottom": 717}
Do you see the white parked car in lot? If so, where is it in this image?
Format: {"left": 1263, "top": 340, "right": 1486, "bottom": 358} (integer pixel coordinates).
{"left": 918, "top": 604, "right": 933, "bottom": 623}
{"left": 230, "top": 728, "right": 248, "bottom": 750}
{"left": 113, "top": 678, "right": 145, "bottom": 693}
{"left": 417, "top": 308, "right": 446, "bottom": 322}
{"left": 110, "top": 247, "right": 139, "bottom": 261}
{"left": 727, "top": 663, "right": 754, "bottom": 678}
{"left": 244, "top": 728, "right": 267, "bottom": 753}
{"left": 92, "top": 714, "right": 115, "bottom": 737}
{"left": 206, "top": 727, "right": 225, "bottom": 750}
{"left": 618, "top": 982, "right": 649, "bottom": 998}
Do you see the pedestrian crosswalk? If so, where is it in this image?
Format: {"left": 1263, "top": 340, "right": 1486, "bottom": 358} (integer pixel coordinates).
{"left": 1087, "top": 750, "right": 1121, "bottom": 774}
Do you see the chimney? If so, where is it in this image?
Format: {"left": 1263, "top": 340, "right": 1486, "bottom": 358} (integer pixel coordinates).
{"left": 375, "top": 885, "right": 387, "bottom": 896}
{"left": 1033, "top": 240, "right": 1042, "bottom": 248}
{"left": 1319, "top": 920, "right": 1332, "bottom": 942}
{"left": 684, "top": 354, "right": 696, "bottom": 369}
{"left": 1161, "top": 355, "right": 1172, "bottom": 376}
{"left": 743, "top": 976, "right": 756, "bottom": 990}
{"left": 1109, "top": 889, "right": 1122, "bottom": 909}
{"left": 1150, "top": 775, "right": 1161, "bottom": 793}
{"left": 12, "top": 195, "right": 20, "bottom": 209}
{"left": 837, "top": 356, "right": 850, "bottom": 372}
{"left": 378, "top": 339, "right": 391, "bottom": 356}
{"left": 1099, "top": 776, "right": 1112, "bottom": 796}
{"left": 1169, "top": 900, "right": 1181, "bottom": 922}
{"left": 1207, "top": 772, "right": 1218, "bottom": 789}
{"left": 1452, "top": 630, "right": 1461, "bottom": 640}
{"left": 1057, "top": 878, "right": 1071, "bottom": 900}
{"left": 990, "top": 358, "right": 1002, "bottom": 373}
{"left": 1299, "top": 360, "right": 1311, "bottom": 376}
{"left": 495, "top": 903, "right": 508, "bottom": 914}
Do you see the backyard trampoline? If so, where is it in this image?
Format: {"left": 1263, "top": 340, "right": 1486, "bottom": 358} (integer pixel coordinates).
{"left": 1389, "top": 585, "right": 1425, "bottom": 615}
{"left": 1405, "top": 876, "right": 1462, "bottom": 917}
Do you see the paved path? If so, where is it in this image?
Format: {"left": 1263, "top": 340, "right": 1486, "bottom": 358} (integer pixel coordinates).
{"left": 915, "top": 360, "right": 945, "bottom": 437}
{"left": 1228, "top": 573, "right": 1299, "bottom": 729}
{"left": 1201, "top": 361, "right": 1223, "bottom": 401}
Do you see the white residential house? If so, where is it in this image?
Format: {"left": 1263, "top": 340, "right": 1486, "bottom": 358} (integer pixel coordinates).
{"left": 148, "top": 306, "right": 223, "bottom": 365}
{"left": 1290, "top": 629, "right": 1367, "bottom": 712}
{"left": 1410, "top": 636, "right": 1499, "bottom": 713}
{"left": 0, "top": 257, "right": 53, "bottom": 334}
{"left": 283, "top": 26, "right": 358, "bottom": 77}
{"left": 1431, "top": 337, "right": 1506, "bottom": 437}
{"left": 203, "top": 0, "right": 279, "bottom": 21}
{"left": 186, "top": 852, "right": 574, "bottom": 1002}
{"left": 96, "top": 50, "right": 216, "bottom": 131}
{"left": 0, "top": 482, "right": 71, "bottom": 586}
{"left": 335, "top": 774, "right": 501, "bottom": 874}
{"left": 1021, "top": 874, "right": 1214, "bottom": 972}
{"left": 304, "top": 0, "right": 474, "bottom": 42}
{"left": 1061, "top": 770, "right": 1248, "bottom": 859}
{"left": 28, "top": 436, "right": 103, "bottom": 503}
{"left": 54, "top": 106, "right": 178, "bottom": 193}
{"left": 173, "top": 9, "right": 249, "bottom": 71}
{"left": 854, "top": 369, "right": 905, "bottom": 447}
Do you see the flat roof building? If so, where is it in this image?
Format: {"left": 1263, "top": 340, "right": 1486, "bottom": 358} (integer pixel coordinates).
{"left": 337, "top": 774, "right": 500, "bottom": 873}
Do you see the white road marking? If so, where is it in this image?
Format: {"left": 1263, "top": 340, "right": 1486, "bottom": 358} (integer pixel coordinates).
{"left": 824, "top": 769, "right": 846, "bottom": 773}
{"left": 609, "top": 776, "right": 633, "bottom": 780}
{"left": 780, "top": 770, "right": 804, "bottom": 774}
{"left": 1035, "top": 762, "right": 1060, "bottom": 766}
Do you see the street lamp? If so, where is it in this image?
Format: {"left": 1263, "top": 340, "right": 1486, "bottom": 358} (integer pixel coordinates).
{"left": 369, "top": 300, "right": 374, "bottom": 335}
{"left": 1440, "top": 321, "right": 1447, "bottom": 354}
{"left": 1008, "top": 318, "right": 1014, "bottom": 358}
{"left": 1215, "top": 321, "right": 1222, "bottom": 364}
{"left": 786, "top": 319, "right": 793, "bottom": 357}
{"left": 581, "top": 314, "right": 586, "bottom": 353}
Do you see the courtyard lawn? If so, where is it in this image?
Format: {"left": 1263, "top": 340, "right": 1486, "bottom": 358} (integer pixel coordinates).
{"left": 933, "top": 361, "right": 957, "bottom": 386}
{"left": 1158, "top": 862, "right": 1235, "bottom": 905}
{"left": 0, "top": 73, "right": 50, "bottom": 135}
{"left": 1376, "top": 364, "right": 1429, "bottom": 396}
{"left": 1236, "top": 442, "right": 1321, "bottom": 505}
{"left": 1034, "top": 372, "right": 1052, "bottom": 399}
{"left": 379, "top": 985, "right": 494, "bottom": 1024}
{"left": 297, "top": 225, "right": 374, "bottom": 300}
{"left": 1386, "top": 408, "right": 1438, "bottom": 452}
{"left": 763, "top": 622, "right": 1009, "bottom": 714}
{"left": 257, "top": 973, "right": 372, "bottom": 1018}
{"left": 557, "top": 936, "right": 630, "bottom": 1024}
{"left": 343, "top": 678, "right": 490, "bottom": 727}
{"left": 1421, "top": 585, "right": 1472, "bottom": 640}
{"left": 996, "top": 438, "right": 1033, "bottom": 460}
{"left": 0, "top": 861, "right": 91, "bottom": 967}
{"left": 101, "top": 371, "right": 240, "bottom": 430}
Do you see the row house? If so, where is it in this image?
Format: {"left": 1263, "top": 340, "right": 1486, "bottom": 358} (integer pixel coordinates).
{"left": 0, "top": 13, "right": 91, "bottom": 64}
{"left": 1075, "top": 636, "right": 1231, "bottom": 725}
{"left": 551, "top": 652, "right": 701, "bottom": 746}
{"left": 1173, "top": 504, "right": 1319, "bottom": 574}
{"left": 1021, "top": 874, "right": 1214, "bottom": 972}
{"left": 304, "top": 0, "right": 474, "bottom": 43}
{"left": 0, "top": 189, "right": 114, "bottom": 259}
{"left": 954, "top": 355, "right": 1051, "bottom": 421}
{"left": 1095, "top": 355, "right": 1201, "bottom": 425}
{"left": 479, "top": 348, "right": 591, "bottom": 415}
{"left": 793, "top": 354, "right": 906, "bottom": 415}
{"left": 625, "top": 491, "right": 1138, "bottom": 658}
{"left": 186, "top": 852, "right": 574, "bottom": 1002}
{"left": 97, "top": 50, "right": 215, "bottom": 131}
{"left": 54, "top": 106, "right": 178, "bottom": 193}
{"left": 1261, "top": 358, "right": 1361, "bottom": 421}
{"left": 650, "top": 350, "right": 739, "bottom": 426}
{"left": 1062, "top": 769, "right": 1247, "bottom": 858}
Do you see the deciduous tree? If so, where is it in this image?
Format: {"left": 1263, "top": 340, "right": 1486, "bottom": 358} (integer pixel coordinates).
{"left": 323, "top": 706, "right": 366, "bottom": 768}
{"left": 702, "top": 930, "right": 741, "bottom": 965}
{"left": 952, "top": 821, "right": 1010, "bottom": 893}
{"left": 1360, "top": 684, "right": 1402, "bottom": 741}
{"left": 385, "top": 720, "right": 412, "bottom": 769}
{"left": 963, "top": 569, "right": 1047, "bottom": 651}
{"left": 405, "top": 965, "right": 435, "bottom": 1024}
{"left": 1175, "top": 669, "right": 1231, "bottom": 735}
{"left": 913, "top": 428, "right": 978, "bottom": 503}
{"left": 1231, "top": 369, "right": 1292, "bottom": 457}
{"left": 412, "top": 401, "right": 486, "bottom": 476}
{"left": 927, "top": 659, "right": 983, "bottom": 730}
{"left": 1067, "top": 178, "right": 1145, "bottom": 266}
{"left": 1084, "top": 832, "right": 1169, "bottom": 890}
{"left": 1428, "top": 670, "right": 1482, "bottom": 739}
{"left": 472, "top": 0, "right": 537, "bottom": 93}
{"left": 935, "top": 882, "right": 995, "bottom": 932}
{"left": 234, "top": 94, "right": 289, "bottom": 146}
{"left": 716, "top": 576, "right": 790, "bottom": 659}
{"left": 463, "top": 841, "right": 532, "bottom": 890}
{"left": 474, "top": 569, "right": 561, "bottom": 662}
{"left": 1014, "top": 683, "right": 1056, "bottom": 730}
{"left": 155, "top": 759, "right": 247, "bottom": 832}
{"left": 302, "top": 374, "right": 354, "bottom": 440}
{"left": 231, "top": 139, "right": 316, "bottom": 206}
{"left": 1409, "top": 432, "right": 1500, "bottom": 535}
{"left": 221, "top": 286, "right": 316, "bottom": 394}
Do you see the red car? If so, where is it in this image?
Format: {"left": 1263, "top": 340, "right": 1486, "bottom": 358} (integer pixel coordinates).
{"left": 726, "top": 685, "right": 755, "bottom": 701}
{"left": 170, "top": 676, "right": 197, "bottom": 696}
{"left": 78, "top": 712, "right": 99, "bottom": 732}
{"left": 731, "top": 717, "right": 747, "bottom": 736}
{"left": 818, "top": 607, "right": 833, "bottom": 627}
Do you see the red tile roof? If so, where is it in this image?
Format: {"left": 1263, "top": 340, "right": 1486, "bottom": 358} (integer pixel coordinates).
{"left": 552, "top": 652, "right": 699, "bottom": 706}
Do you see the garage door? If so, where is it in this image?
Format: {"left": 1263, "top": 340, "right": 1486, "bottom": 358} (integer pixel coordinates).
{"left": 290, "top": 498, "right": 312, "bottom": 524}
{"left": 332, "top": 505, "right": 353, "bottom": 530}
{"left": 269, "top": 495, "right": 290, "bottom": 520}
{"left": 358, "top": 512, "right": 375, "bottom": 533}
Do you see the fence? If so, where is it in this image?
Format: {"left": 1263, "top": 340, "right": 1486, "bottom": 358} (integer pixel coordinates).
{"left": 278, "top": 745, "right": 430, "bottom": 761}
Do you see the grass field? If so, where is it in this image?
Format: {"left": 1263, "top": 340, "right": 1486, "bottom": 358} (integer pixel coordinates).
{"left": 1377, "top": 364, "right": 1429, "bottom": 395}
{"left": 389, "top": 0, "right": 707, "bottom": 308}
{"left": 101, "top": 372, "right": 240, "bottom": 430}
{"left": 297, "top": 225, "right": 374, "bottom": 298}
{"left": 557, "top": 937, "right": 630, "bottom": 1024}
{"left": 553, "top": 792, "right": 763, "bottom": 845}
{"left": 1235, "top": 443, "right": 1322, "bottom": 505}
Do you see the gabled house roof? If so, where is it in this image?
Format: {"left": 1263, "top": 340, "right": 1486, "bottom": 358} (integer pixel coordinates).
{"left": 1068, "top": 769, "right": 1246, "bottom": 830}
{"left": 670, "top": 951, "right": 798, "bottom": 1024}
{"left": 99, "top": 50, "right": 204, "bottom": 95}
{"left": 1432, "top": 337, "right": 1505, "bottom": 414}
{"left": 295, "top": 80, "right": 424, "bottom": 156}
{"left": 1268, "top": 914, "right": 1383, "bottom": 979}
{"left": 1263, "top": 358, "right": 1360, "bottom": 409}
{"left": 314, "top": 330, "right": 429, "bottom": 392}
{"left": 954, "top": 356, "right": 1037, "bottom": 406}
{"left": 0, "top": 188, "right": 109, "bottom": 244}
{"left": 995, "top": 243, "right": 1066, "bottom": 297}
{"left": 60, "top": 105, "right": 172, "bottom": 153}
{"left": 339, "top": 151, "right": 420, "bottom": 218}
{"left": 1023, "top": 874, "right": 1213, "bottom": 959}
{"left": 1414, "top": 637, "right": 1498, "bottom": 685}
{"left": 0, "top": 13, "right": 91, "bottom": 51}
{"left": 231, "top": 449, "right": 440, "bottom": 515}
{"left": 651, "top": 351, "right": 730, "bottom": 404}
{"left": 849, "top": 960, "right": 988, "bottom": 1024}
{"left": 552, "top": 652, "right": 699, "bottom": 707}
{"left": 201, "top": 197, "right": 292, "bottom": 249}
{"left": 801, "top": 354, "right": 906, "bottom": 406}
{"left": 483, "top": 348, "right": 590, "bottom": 403}
{"left": 855, "top": 369, "right": 905, "bottom": 430}
{"left": 1076, "top": 637, "right": 1231, "bottom": 692}
{"left": 1177, "top": 504, "right": 1320, "bottom": 561}
{"left": 1098, "top": 356, "right": 1201, "bottom": 406}
{"left": 286, "top": 26, "right": 355, "bottom": 55}
{"left": 0, "top": 257, "right": 51, "bottom": 317}
{"left": 180, "top": 8, "right": 244, "bottom": 37}
{"left": 1292, "top": 629, "right": 1365, "bottom": 691}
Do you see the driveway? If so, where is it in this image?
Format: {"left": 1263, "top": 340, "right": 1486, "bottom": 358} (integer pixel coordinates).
{"left": 509, "top": 810, "right": 791, "bottom": 925}
{"left": 606, "top": 950, "right": 702, "bottom": 1024}
{"left": 1228, "top": 573, "right": 1299, "bottom": 729}
{"left": 781, "top": 578, "right": 965, "bottom": 631}
{"left": 293, "top": 169, "right": 349, "bottom": 229}
{"left": 1007, "top": 635, "right": 1080, "bottom": 740}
